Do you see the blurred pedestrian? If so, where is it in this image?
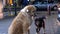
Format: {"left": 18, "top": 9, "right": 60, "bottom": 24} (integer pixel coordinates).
{"left": 0, "top": 2, "right": 3, "bottom": 19}
{"left": 17, "top": 0, "right": 23, "bottom": 6}
{"left": 22, "top": 0, "right": 29, "bottom": 7}
{"left": 13, "top": 1, "right": 17, "bottom": 16}
{"left": 47, "top": 5, "right": 51, "bottom": 15}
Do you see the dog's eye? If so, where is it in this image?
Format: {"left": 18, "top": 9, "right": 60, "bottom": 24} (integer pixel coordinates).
{"left": 27, "top": 10, "right": 31, "bottom": 13}
{"left": 26, "top": 10, "right": 29, "bottom": 13}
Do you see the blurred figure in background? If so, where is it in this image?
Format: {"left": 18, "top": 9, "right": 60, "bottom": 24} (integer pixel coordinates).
{"left": 22, "top": 0, "right": 29, "bottom": 7}
{"left": 17, "top": 0, "right": 23, "bottom": 6}
{"left": 0, "top": 1, "right": 3, "bottom": 19}
{"left": 56, "top": 3, "right": 60, "bottom": 26}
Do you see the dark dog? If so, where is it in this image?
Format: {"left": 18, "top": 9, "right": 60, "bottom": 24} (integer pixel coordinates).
{"left": 35, "top": 17, "right": 46, "bottom": 34}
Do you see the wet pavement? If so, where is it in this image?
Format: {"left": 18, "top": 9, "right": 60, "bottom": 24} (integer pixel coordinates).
{"left": 0, "top": 0, "right": 60, "bottom": 34}
{"left": 0, "top": 11, "right": 60, "bottom": 34}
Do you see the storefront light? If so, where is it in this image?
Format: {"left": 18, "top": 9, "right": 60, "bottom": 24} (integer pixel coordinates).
{"left": 11, "top": 4, "right": 13, "bottom": 5}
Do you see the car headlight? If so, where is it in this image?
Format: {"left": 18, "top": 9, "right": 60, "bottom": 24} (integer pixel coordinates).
{"left": 58, "top": 8, "right": 60, "bottom": 10}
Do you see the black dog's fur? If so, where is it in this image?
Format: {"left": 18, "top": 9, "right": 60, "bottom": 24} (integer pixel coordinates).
{"left": 35, "top": 17, "right": 46, "bottom": 34}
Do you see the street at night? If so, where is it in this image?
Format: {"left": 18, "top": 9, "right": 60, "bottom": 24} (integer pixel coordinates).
{"left": 0, "top": 0, "right": 60, "bottom": 34}
{"left": 0, "top": 11, "right": 60, "bottom": 34}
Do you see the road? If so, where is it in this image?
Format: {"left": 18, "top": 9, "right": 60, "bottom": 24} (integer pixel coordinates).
{"left": 0, "top": 11, "right": 60, "bottom": 34}
{"left": 0, "top": 0, "right": 60, "bottom": 34}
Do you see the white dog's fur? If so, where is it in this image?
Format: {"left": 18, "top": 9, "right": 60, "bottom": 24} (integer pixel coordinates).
{"left": 8, "top": 5, "right": 36, "bottom": 34}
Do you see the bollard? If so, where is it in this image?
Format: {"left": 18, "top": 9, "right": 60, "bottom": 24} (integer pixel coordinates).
{"left": 47, "top": 5, "right": 51, "bottom": 16}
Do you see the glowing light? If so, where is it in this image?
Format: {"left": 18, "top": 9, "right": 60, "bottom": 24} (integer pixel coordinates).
{"left": 58, "top": 14, "right": 60, "bottom": 17}
{"left": 11, "top": 4, "right": 13, "bottom": 5}
{"left": 58, "top": 8, "right": 60, "bottom": 10}
{"left": 27, "top": 0, "right": 29, "bottom": 1}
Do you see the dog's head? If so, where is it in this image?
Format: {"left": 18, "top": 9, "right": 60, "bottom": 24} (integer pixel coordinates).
{"left": 24, "top": 5, "right": 36, "bottom": 17}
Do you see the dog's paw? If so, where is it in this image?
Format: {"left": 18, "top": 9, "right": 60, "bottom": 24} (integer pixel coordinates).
{"left": 43, "top": 32, "right": 46, "bottom": 34}
{"left": 36, "top": 33, "right": 37, "bottom": 34}
{"left": 36, "top": 32, "right": 40, "bottom": 34}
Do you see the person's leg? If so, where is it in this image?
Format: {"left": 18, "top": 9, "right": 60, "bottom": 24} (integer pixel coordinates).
{"left": 43, "top": 21, "right": 46, "bottom": 34}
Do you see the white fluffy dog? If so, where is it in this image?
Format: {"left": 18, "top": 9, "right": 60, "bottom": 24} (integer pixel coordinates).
{"left": 8, "top": 5, "right": 36, "bottom": 34}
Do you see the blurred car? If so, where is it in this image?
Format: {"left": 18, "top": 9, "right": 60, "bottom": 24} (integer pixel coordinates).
{"left": 57, "top": 14, "right": 60, "bottom": 21}
{"left": 33, "top": 1, "right": 57, "bottom": 11}
{"left": 57, "top": 7, "right": 60, "bottom": 22}
{"left": 33, "top": 2, "right": 47, "bottom": 11}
